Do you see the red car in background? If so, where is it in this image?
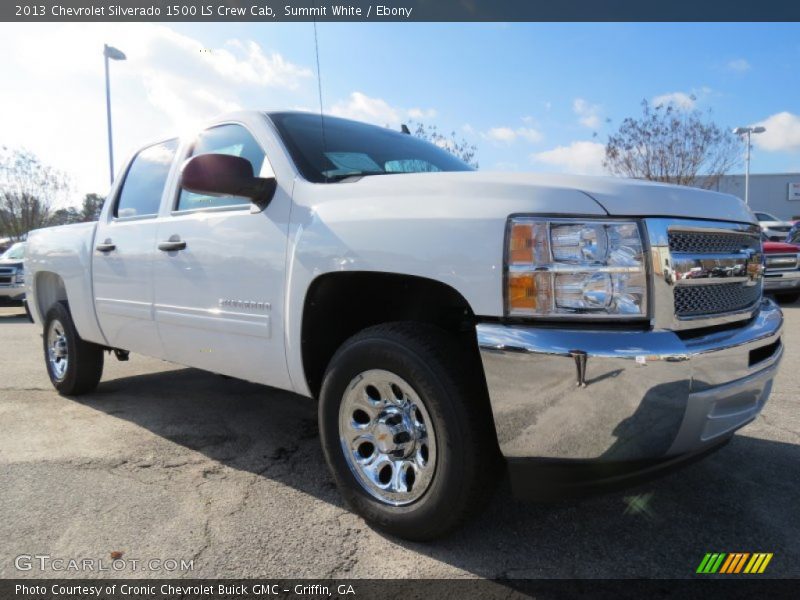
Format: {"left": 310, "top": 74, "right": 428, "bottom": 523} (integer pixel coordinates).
{"left": 763, "top": 239, "right": 800, "bottom": 303}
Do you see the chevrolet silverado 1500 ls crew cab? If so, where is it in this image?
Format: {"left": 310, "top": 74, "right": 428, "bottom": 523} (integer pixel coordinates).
{"left": 26, "top": 111, "right": 783, "bottom": 540}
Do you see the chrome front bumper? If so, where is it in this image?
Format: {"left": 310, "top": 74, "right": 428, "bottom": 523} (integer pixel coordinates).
{"left": 477, "top": 298, "right": 783, "bottom": 462}
{"left": 764, "top": 270, "right": 800, "bottom": 292}
{"left": 0, "top": 284, "right": 25, "bottom": 300}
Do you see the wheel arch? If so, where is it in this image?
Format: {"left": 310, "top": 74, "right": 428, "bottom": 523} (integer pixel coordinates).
{"left": 300, "top": 271, "right": 486, "bottom": 400}
{"left": 33, "top": 271, "right": 68, "bottom": 321}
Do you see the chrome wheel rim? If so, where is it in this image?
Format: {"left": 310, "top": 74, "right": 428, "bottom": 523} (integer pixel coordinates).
{"left": 47, "top": 319, "right": 69, "bottom": 382}
{"left": 339, "top": 369, "right": 437, "bottom": 506}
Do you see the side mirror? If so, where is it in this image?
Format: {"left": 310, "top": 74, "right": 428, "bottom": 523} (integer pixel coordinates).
{"left": 180, "top": 153, "right": 276, "bottom": 211}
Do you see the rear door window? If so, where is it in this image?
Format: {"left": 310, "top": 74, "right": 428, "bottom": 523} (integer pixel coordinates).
{"left": 115, "top": 139, "right": 179, "bottom": 218}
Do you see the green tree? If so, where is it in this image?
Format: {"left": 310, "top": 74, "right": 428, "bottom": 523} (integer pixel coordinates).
{"left": 48, "top": 207, "right": 81, "bottom": 226}
{"left": 80, "top": 193, "right": 105, "bottom": 222}
{"left": 604, "top": 99, "right": 740, "bottom": 189}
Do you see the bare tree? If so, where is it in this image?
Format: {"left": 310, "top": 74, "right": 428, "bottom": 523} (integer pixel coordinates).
{"left": 604, "top": 99, "right": 740, "bottom": 189}
{"left": 0, "top": 147, "right": 71, "bottom": 239}
{"left": 408, "top": 121, "right": 479, "bottom": 169}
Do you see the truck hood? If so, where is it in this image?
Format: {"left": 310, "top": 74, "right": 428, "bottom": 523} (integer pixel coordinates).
{"left": 339, "top": 172, "right": 756, "bottom": 224}
{"left": 0, "top": 259, "right": 23, "bottom": 268}
{"left": 494, "top": 173, "right": 756, "bottom": 224}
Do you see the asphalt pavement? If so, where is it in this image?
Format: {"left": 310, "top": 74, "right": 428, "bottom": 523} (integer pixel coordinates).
{"left": 0, "top": 302, "right": 798, "bottom": 578}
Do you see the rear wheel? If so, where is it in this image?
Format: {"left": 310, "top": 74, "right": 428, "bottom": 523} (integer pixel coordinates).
{"left": 43, "top": 302, "right": 104, "bottom": 395}
{"left": 775, "top": 292, "right": 800, "bottom": 304}
{"left": 318, "top": 322, "right": 498, "bottom": 541}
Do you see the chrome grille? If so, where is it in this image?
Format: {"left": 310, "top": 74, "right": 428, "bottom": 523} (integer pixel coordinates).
{"left": 647, "top": 219, "right": 763, "bottom": 330}
{"left": 0, "top": 267, "right": 17, "bottom": 286}
{"left": 668, "top": 231, "right": 754, "bottom": 254}
{"left": 674, "top": 283, "right": 761, "bottom": 317}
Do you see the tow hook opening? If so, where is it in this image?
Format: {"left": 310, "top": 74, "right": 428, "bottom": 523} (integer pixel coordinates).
{"left": 749, "top": 339, "right": 781, "bottom": 368}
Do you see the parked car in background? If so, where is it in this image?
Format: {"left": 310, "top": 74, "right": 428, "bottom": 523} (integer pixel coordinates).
{"left": 763, "top": 239, "right": 800, "bottom": 303}
{"left": 23, "top": 111, "right": 784, "bottom": 540}
{"left": 0, "top": 242, "right": 26, "bottom": 304}
{"left": 784, "top": 222, "right": 800, "bottom": 245}
{"left": 754, "top": 211, "right": 793, "bottom": 241}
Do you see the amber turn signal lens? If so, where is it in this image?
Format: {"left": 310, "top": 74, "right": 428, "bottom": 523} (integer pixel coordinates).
{"left": 507, "top": 272, "right": 537, "bottom": 313}
{"left": 509, "top": 223, "right": 534, "bottom": 264}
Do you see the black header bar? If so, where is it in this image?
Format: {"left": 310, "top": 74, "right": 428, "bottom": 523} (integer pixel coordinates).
{"left": 2, "top": 578, "right": 798, "bottom": 599}
{"left": 4, "top": 0, "right": 800, "bottom": 22}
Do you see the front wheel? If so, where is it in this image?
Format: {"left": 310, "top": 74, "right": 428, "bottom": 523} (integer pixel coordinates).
{"left": 318, "top": 323, "right": 499, "bottom": 541}
{"left": 43, "top": 302, "right": 104, "bottom": 395}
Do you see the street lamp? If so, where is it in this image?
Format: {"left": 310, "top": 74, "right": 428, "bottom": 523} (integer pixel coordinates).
{"left": 103, "top": 44, "right": 126, "bottom": 185}
{"left": 733, "top": 125, "right": 766, "bottom": 206}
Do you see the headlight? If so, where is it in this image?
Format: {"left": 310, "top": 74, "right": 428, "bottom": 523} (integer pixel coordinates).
{"left": 14, "top": 268, "right": 24, "bottom": 284}
{"left": 506, "top": 217, "right": 648, "bottom": 318}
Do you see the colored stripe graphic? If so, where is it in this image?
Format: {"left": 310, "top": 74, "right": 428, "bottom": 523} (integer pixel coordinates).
{"left": 697, "top": 553, "right": 727, "bottom": 573}
{"left": 696, "top": 553, "right": 713, "bottom": 573}
{"left": 744, "top": 553, "right": 774, "bottom": 574}
{"left": 733, "top": 553, "right": 750, "bottom": 573}
{"left": 719, "top": 553, "right": 749, "bottom": 573}
{"left": 758, "top": 553, "right": 773, "bottom": 573}
{"left": 719, "top": 554, "right": 736, "bottom": 574}
{"left": 698, "top": 552, "right": 772, "bottom": 574}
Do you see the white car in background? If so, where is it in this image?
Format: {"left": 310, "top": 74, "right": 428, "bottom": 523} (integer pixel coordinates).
{"left": 0, "top": 242, "right": 26, "bottom": 303}
{"left": 754, "top": 211, "right": 794, "bottom": 241}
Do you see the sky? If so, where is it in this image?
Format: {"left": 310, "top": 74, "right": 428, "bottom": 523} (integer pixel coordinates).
{"left": 1, "top": 22, "right": 799, "bottom": 205}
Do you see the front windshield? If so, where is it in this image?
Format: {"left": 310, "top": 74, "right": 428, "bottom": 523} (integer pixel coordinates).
{"left": 268, "top": 112, "right": 473, "bottom": 183}
{"left": 1, "top": 242, "right": 25, "bottom": 260}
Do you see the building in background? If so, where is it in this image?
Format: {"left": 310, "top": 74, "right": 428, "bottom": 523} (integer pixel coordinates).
{"left": 707, "top": 173, "right": 800, "bottom": 220}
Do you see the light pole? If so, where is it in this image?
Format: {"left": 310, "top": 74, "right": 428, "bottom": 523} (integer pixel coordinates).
{"left": 104, "top": 44, "right": 126, "bottom": 185}
{"left": 733, "top": 126, "right": 766, "bottom": 205}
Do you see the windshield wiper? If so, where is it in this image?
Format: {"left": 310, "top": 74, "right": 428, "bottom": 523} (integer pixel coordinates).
{"left": 325, "top": 171, "right": 390, "bottom": 183}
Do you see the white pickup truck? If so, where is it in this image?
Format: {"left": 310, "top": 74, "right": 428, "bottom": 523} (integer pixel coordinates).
{"left": 26, "top": 111, "right": 783, "bottom": 540}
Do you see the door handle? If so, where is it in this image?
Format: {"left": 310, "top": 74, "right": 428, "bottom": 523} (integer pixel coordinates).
{"left": 96, "top": 239, "right": 116, "bottom": 253}
{"left": 158, "top": 236, "right": 186, "bottom": 252}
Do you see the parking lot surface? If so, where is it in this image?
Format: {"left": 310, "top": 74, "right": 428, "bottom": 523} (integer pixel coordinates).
{"left": 1, "top": 303, "right": 798, "bottom": 578}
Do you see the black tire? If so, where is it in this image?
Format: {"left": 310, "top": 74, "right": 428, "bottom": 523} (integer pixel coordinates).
{"left": 776, "top": 292, "right": 800, "bottom": 304}
{"left": 43, "top": 302, "right": 104, "bottom": 395}
{"left": 319, "top": 322, "right": 499, "bottom": 541}
{"left": 23, "top": 298, "right": 33, "bottom": 323}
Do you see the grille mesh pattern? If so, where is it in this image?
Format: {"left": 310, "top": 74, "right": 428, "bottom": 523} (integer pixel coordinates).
{"left": 674, "top": 283, "right": 760, "bottom": 317}
{"left": 668, "top": 231, "right": 757, "bottom": 254}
